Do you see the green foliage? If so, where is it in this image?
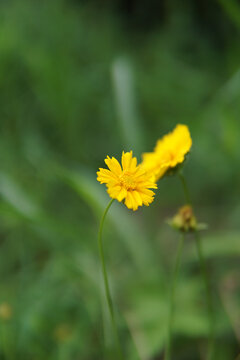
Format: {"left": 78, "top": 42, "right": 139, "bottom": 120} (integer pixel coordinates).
{"left": 0, "top": 0, "right": 239, "bottom": 359}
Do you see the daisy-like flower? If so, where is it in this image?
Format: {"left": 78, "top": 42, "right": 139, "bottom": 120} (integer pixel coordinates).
{"left": 97, "top": 151, "right": 157, "bottom": 211}
{"left": 142, "top": 124, "right": 192, "bottom": 181}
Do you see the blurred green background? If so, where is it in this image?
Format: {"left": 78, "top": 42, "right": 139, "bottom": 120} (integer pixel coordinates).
{"left": 0, "top": 0, "right": 240, "bottom": 359}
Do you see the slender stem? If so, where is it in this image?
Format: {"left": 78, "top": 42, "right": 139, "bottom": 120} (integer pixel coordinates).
{"left": 177, "top": 172, "right": 215, "bottom": 360}
{"left": 165, "top": 234, "right": 185, "bottom": 360}
{"left": 98, "top": 199, "right": 123, "bottom": 360}
{"left": 178, "top": 171, "right": 191, "bottom": 205}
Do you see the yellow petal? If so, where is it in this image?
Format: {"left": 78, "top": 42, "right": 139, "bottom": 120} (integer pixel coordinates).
{"left": 131, "top": 191, "right": 143, "bottom": 207}
{"left": 129, "top": 156, "right": 137, "bottom": 171}
{"left": 97, "top": 168, "right": 118, "bottom": 184}
{"left": 124, "top": 192, "right": 132, "bottom": 209}
{"left": 105, "top": 156, "right": 122, "bottom": 175}
{"left": 124, "top": 191, "right": 138, "bottom": 211}
{"left": 138, "top": 188, "right": 155, "bottom": 205}
{"left": 107, "top": 185, "right": 122, "bottom": 199}
{"left": 116, "top": 187, "right": 127, "bottom": 202}
{"left": 121, "top": 151, "right": 136, "bottom": 171}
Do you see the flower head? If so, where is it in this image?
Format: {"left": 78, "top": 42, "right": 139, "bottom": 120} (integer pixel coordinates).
{"left": 142, "top": 124, "right": 192, "bottom": 181}
{"left": 97, "top": 151, "right": 157, "bottom": 211}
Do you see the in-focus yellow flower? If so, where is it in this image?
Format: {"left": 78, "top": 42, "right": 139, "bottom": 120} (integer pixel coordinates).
{"left": 142, "top": 124, "right": 192, "bottom": 181}
{"left": 97, "top": 151, "right": 157, "bottom": 211}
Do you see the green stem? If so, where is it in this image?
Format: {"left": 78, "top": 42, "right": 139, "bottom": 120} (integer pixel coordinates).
{"left": 178, "top": 172, "right": 215, "bottom": 360}
{"left": 98, "top": 199, "right": 123, "bottom": 360}
{"left": 165, "top": 234, "right": 185, "bottom": 360}
{"left": 178, "top": 171, "right": 191, "bottom": 205}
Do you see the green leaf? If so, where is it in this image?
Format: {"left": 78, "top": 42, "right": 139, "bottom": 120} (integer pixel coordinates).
{"left": 112, "top": 57, "right": 143, "bottom": 156}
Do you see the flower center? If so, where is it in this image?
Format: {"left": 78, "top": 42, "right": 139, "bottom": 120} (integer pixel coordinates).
{"left": 120, "top": 171, "right": 136, "bottom": 190}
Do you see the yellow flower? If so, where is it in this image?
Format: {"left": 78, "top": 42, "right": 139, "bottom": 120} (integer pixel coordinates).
{"left": 97, "top": 151, "right": 157, "bottom": 211}
{"left": 142, "top": 124, "right": 192, "bottom": 181}
{"left": 141, "top": 152, "right": 168, "bottom": 182}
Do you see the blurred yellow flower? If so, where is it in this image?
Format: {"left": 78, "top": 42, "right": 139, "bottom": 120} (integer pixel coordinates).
{"left": 54, "top": 323, "right": 72, "bottom": 343}
{"left": 97, "top": 151, "right": 157, "bottom": 211}
{"left": 141, "top": 151, "right": 168, "bottom": 182}
{"left": 142, "top": 124, "right": 192, "bottom": 181}
{"left": 0, "top": 302, "right": 12, "bottom": 320}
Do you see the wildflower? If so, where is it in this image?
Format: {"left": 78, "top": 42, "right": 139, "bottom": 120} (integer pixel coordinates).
{"left": 0, "top": 302, "right": 12, "bottom": 320}
{"left": 141, "top": 151, "right": 168, "bottom": 182}
{"left": 142, "top": 124, "right": 192, "bottom": 181}
{"left": 97, "top": 151, "right": 157, "bottom": 211}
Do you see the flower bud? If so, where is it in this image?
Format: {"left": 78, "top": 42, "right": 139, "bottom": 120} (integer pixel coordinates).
{"left": 170, "top": 205, "right": 197, "bottom": 232}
